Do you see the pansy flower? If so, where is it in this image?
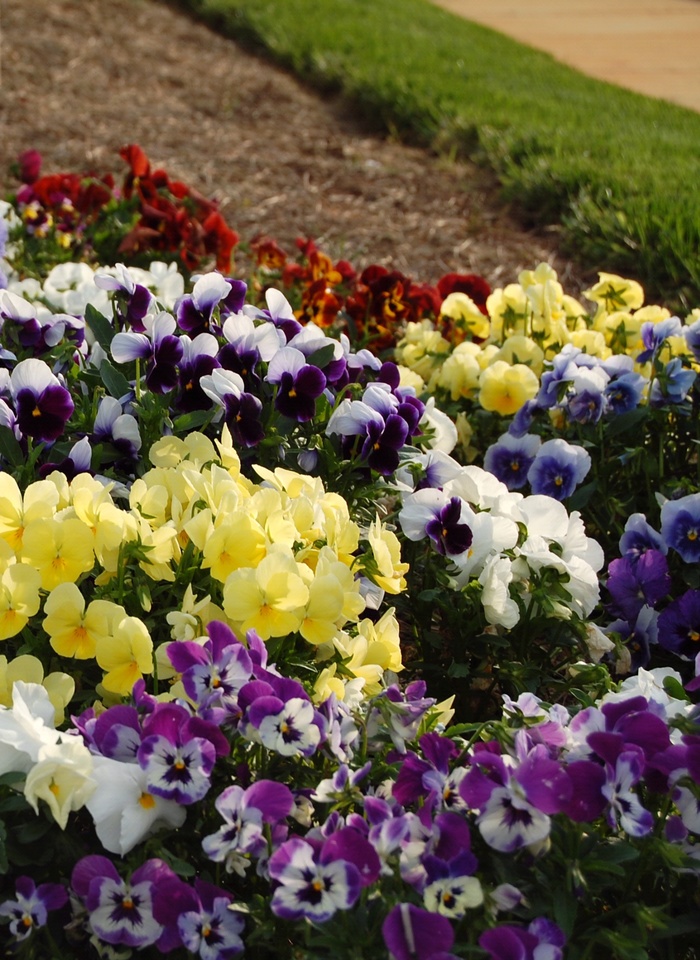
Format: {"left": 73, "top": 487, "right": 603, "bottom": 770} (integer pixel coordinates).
{"left": 199, "top": 368, "right": 264, "bottom": 447}
{"left": 658, "top": 589, "right": 700, "bottom": 659}
{"left": 0, "top": 875, "right": 67, "bottom": 941}
{"left": 526, "top": 438, "right": 591, "bottom": 501}
{"left": 661, "top": 492, "right": 700, "bottom": 563}
{"left": 175, "top": 272, "right": 243, "bottom": 337}
{"left": 94, "top": 262, "right": 154, "bottom": 332}
{"left": 267, "top": 346, "right": 327, "bottom": 422}
{"left": 175, "top": 332, "right": 220, "bottom": 412}
{"left": 382, "top": 903, "right": 459, "bottom": 960}
{"left": 9, "top": 357, "right": 74, "bottom": 442}
{"left": 268, "top": 836, "right": 361, "bottom": 923}
{"left": 153, "top": 877, "right": 245, "bottom": 959}
{"left": 483, "top": 432, "right": 541, "bottom": 490}
{"left": 110, "top": 310, "right": 183, "bottom": 393}
{"left": 71, "top": 855, "right": 175, "bottom": 949}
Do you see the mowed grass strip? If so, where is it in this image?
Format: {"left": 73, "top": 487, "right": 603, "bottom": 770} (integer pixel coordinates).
{"left": 174, "top": 0, "right": 700, "bottom": 308}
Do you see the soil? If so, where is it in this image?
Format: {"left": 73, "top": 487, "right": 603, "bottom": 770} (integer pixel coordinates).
{"left": 0, "top": 0, "right": 592, "bottom": 293}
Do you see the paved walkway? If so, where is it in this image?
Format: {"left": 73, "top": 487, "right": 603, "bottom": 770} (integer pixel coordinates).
{"left": 429, "top": 0, "right": 700, "bottom": 113}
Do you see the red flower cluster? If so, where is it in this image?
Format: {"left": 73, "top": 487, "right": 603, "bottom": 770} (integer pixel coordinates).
{"left": 14, "top": 150, "right": 114, "bottom": 241}
{"left": 12, "top": 146, "right": 238, "bottom": 274}
{"left": 252, "top": 236, "right": 492, "bottom": 351}
{"left": 118, "top": 145, "right": 237, "bottom": 273}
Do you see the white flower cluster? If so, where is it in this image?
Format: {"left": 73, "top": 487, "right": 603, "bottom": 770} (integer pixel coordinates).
{"left": 396, "top": 450, "right": 604, "bottom": 629}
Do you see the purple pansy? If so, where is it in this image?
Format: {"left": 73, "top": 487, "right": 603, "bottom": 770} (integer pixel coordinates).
{"left": 111, "top": 311, "right": 184, "bottom": 393}
{"left": 619, "top": 512, "right": 667, "bottom": 559}
{"left": 526, "top": 437, "right": 591, "bottom": 501}
{"left": 601, "top": 748, "right": 654, "bottom": 836}
{"left": 94, "top": 263, "right": 154, "bottom": 332}
{"left": 483, "top": 432, "right": 541, "bottom": 490}
{"left": 176, "top": 332, "right": 221, "bottom": 412}
{"left": 176, "top": 273, "right": 245, "bottom": 337}
{"left": 636, "top": 316, "right": 683, "bottom": 364}
{"left": 0, "top": 875, "right": 67, "bottom": 941}
{"left": 459, "top": 745, "right": 571, "bottom": 852}
{"left": 658, "top": 589, "right": 700, "bottom": 659}
{"left": 606, "top": 549, "right": 670, "bottom": 620}
{"left": 604, "top": 371, "right": 646, "bottom": 415}
{"left": 268, "top": 836, "right": 361, "bottom": 922}
{"left": 244, "top": 692, "right": 323, "bottom": 758}
{"left": 649, "top": 358, "right": 696, "bottom": 407}
{"left": 480, "top": 917, "right": 566, "bottom": 960}
{"left": 152, "top": 876, "right": 245, "bottom": 958}
{"left": 266, "top": 346, "right": 327, "bottom": 422}
{"left": 382, "top": 903, "right": 459, "bottom": 960}
{"left": 138, "top": 703, "right": 229, "bottom": 804}
{"left": 199, "top": 368, "right": 265, "bottom": 447}
{"left": 92, "top": 395, "right": 141, "bottom": 459}
{"left": 202, "top": 780, "right": 294, "bottom": 869}
{"left": 167, "top": 620, "right": 254, "bottom": 718}
{"left": 71, "top": 855, "right": 175, "bottom": 949}
{"left": 9, "top": 357, "right": 74, "bottom": 442}
{"left": 661, "top": 493, "right": 700, "bottom": 562}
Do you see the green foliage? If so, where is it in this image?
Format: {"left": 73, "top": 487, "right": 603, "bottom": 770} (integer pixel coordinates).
{"left": 173, "top": 0, "right": 700, "bottom": 309}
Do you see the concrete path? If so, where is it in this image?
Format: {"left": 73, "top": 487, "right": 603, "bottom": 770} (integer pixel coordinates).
{"left": 429, "top": 0, "right": 700, "bottom": 113}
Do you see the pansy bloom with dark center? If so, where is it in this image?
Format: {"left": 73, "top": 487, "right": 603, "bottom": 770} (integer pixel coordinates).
{"left": 484, "top": 432, "right": 541, "bottom": 490}
{"left": 267, "top": 346, "right": 326, "bottom": 423}
{"left": 9, "top": 357, "right": 74, "bottom": 442}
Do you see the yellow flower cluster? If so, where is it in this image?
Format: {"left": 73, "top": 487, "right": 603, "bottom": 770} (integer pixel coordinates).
{"left": 395, "top": 264, "right": 700, "bottom": 423}
{"left": 144, "top": 432, "right": 406, "bottom": 700}
{"left": 0, "top": 428, "right": 407, "bottom": 706}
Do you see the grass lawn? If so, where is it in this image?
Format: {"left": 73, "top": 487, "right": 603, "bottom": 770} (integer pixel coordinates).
{"left": 172, "top": 0, "right": 700, "bottom": 309}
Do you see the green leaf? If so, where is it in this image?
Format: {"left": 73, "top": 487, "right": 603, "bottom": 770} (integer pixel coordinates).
{"left": 172, "top": 409, "right": 215, "bottom": 434}
{"left": 567, "top": 480, "right": 597, "bottom": 511}
{"left": 0, "top": 425, "right": 24, "bottom": 467}
{"left": 100, "top": 359, "right": 132, "bottom": 399}
{"left": 85, "top": 303, "right": 116, "bottom": 349}
{"left": 663, "top": 675, "right": 689, "bottom": 701}
{"left": 15, "top": 817, "right": 54, "bottom": 843}
{"left": 0, "top": 820, "right": 7, "bottom": 873}
{"left": 306, "top": 343, "right": 337, "bottom": 369}
{"left": 605, "top": 405, "right": 648, "bottom": 439}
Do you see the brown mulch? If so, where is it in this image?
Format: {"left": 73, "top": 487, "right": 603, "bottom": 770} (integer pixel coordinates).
{"left": 0, "top": 0, "right": 592, "bottom": 292}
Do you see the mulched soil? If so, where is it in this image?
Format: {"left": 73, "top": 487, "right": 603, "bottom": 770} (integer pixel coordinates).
{"left": 0, "top": 0, "right": 592, "bottom": 292}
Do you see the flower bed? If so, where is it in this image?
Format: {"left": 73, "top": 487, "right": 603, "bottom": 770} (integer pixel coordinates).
{"left": 0, "top": 149, "right": 699, "bottom": 959}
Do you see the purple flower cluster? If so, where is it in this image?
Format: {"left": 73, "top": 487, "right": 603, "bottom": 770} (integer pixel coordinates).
{"left": 604, "top": 497, "right": 700, "bottom": 669}
{"left": 326, "top": 368, "right": 426, "bottom": 475}
{"left": 70, "top": 856, "right": 245, "bottom": 958}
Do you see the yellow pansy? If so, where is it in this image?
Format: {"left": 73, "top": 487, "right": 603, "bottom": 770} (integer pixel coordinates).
{"left": 486, "top": 283, "right": 530, "bottom": 341}
{"left": 440, "top": 291, "right": 490, "bottom": 342}
{"left": 493, "top": 335, "right": 545, "bottom": 376}
{"left": 584, "top": 272, "right": 644, "bottom": 313}
{"left": 0, "top": 654, "right": 74, "bottom": 724}
{"left": 165, "top": 583, "right": 225, "bottom": 643}
{"left": 95, "top": 615, "right": 154, "bottom": 696}
{"left": 395, "top": 320, "right": 451, "bottom": 382}
{"left": 43, "top": 582, "right": 123, "bottom": 660}
{"left": 223, "top": 545, "right": 310, "bottom": 640}
{"left": 432, "top": 342, "right": 481, "bottom": 401}
{"left": 366, "top": 517, "right": 409, "bottom": 595}
{"left": 299, "top": 547, "right": 365, "bottom": 646}
{"left": 21, "top": 517, "right": 95, "bottom": 591}
{"left": 569, "top": 329, "right": 611, "bottom": 359}
{"left": 397, "top": 365, "right": 426, "bottom": 394}
{"left": 0, "top": 475, "right": 58, "bottom": 554}
{"left": 0, "top": 563, "right": 42, "bottom": 640}
{"left": 335, "top": 608, "right": 403, "bottom": 696}
{"left": 202, "top": 514, "right": 267, "bottom": 582}
{"left": 478, "top": 360, "right": 539, "bottom": 416}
